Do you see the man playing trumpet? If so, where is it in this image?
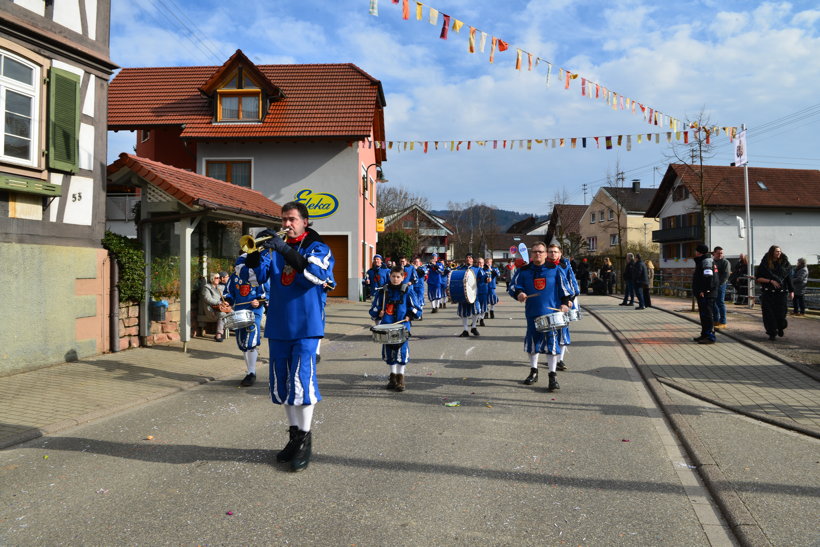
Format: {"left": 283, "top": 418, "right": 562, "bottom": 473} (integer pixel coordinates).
{"left": 246, "top": 201, "right": 334, "bottom": 472}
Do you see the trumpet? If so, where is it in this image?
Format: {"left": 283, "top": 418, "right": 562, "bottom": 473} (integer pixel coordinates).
{"left": 239, "top": 228, "right": 290, "bottom": 253}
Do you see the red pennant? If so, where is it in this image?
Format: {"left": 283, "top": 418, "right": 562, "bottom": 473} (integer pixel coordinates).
{"left": 440, "top": 14, "right": 450, "bottom": 39}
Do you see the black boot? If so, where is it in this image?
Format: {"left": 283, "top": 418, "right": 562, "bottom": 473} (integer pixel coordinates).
{"left": 556, "top": 360, "right": 567, "bottom": 371}
{"left": 547, "top": 372, "right": 560, "bottom": 392}
{"left": 479, "top": 318, "right": 486, "bottom": 327}
{"left": 386, "top": 372, "right": 397, "bottom": 390}
{"left": 276, "top": 426, "right": 299, "bottom": 463}
{"left": 490, "top": 310, "right": 495, "bottom": 319}
{"left": 523, "top": 368, "right": 538, "bottom": 385}
{"left": 290, "top": 430, "right": 312, "bottom": 472}
{"left": 395, "top": 373, "right": 406, "bottom": 392}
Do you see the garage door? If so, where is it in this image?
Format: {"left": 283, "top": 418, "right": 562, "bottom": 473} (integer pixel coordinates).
{"left": 322, "top": 235, "right": 348, "bottom": 298}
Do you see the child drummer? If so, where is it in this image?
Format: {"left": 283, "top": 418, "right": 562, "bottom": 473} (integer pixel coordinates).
{"left": 222, "top": 252, "right": 269, "bottom": 387}
{"left": 369, "top": 265, "right": 422, "bottom": 392}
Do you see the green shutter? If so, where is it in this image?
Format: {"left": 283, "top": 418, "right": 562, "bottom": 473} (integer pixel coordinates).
{"left": 47, "top": 67, "right": 81, "bottom": 173}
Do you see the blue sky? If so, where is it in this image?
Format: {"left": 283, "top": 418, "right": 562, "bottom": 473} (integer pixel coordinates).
{"left": 108, "top": 0, "right": 820, "bottom": 213}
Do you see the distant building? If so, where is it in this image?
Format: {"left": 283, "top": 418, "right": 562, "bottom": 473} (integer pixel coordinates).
{"left": 579, "top": 180, "right": 658, "bottom": 255}
{"left": 507, "top": 215, "right": 550, "bottom": 236}
{"left": 382, "top": 204, "right": 453, "bottom": 261}
{"left": 646, "top": 165, "right": 820, "bottom": 274}
{"left": 0, "top": 1, "right": 117, "bottom": 372}
{"left": 545, "top": 204, "right": 587, "bottom": 247}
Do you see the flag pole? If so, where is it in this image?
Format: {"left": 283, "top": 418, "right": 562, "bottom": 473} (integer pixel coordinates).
{"left": 741, "top": 124, "right": 754, "bottom": 308}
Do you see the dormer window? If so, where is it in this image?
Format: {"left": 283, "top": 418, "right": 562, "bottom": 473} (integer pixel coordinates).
{"left": 216, "top": 68, "right": 262, "bottom": 122}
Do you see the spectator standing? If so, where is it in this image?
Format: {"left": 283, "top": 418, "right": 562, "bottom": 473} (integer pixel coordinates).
{"left": 791, "top": 258, "right": 808, "bottom": 316}
{"left": 712, "top": 247, "right": 731, "bottom": 329}
{"left": 755, "top": 245, "right": 793, "bottom": 341}
{"left": 644, "top": 259, "right": 655, "bottom": 307}
{"left": 632, "top": 254, "right": 649, "bottom": 310}
{"left": 692, "top": 244, "right": 718, "bottom": 344}
{"left": 729, "top": 254, "right": 750, "bottom": 304}
{"left": 578, "top": 259, "right": 591, "bottom": 294}
{"left": 619, "top": 253, "right": 635, "bottom": 306}
{"left": 600, "top": 257, "right": 615, "bottom": 295}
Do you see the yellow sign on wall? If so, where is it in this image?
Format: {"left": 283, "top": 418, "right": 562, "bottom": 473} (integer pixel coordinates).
{"left": 376, "top": 218, "right": 385, "bottom": 232}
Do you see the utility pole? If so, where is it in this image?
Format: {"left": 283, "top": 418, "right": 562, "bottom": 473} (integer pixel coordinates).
{"left": 582, "top": 184, "right": 588, "bottom": 205}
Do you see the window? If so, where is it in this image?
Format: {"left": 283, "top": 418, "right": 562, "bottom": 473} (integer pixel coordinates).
{"left": 402, "top": 220, "right": 413, "bottom": 229}
{"left": 610, "top": 234, "right": 619, "bottom": 246}
{"left": 216, "top": 68, "right": 262, "bottom": 122}
{"left": 587, "top": 236, "right": 597, "bottom": 251}
{"left": 608, "top": 208, "right": 614, "bottom": 220}
{"left": 672, "top": 184, "right": 689, "bottom": 201}
{"left": 140, "top": 129, "right": 150, "bottom": 142}
{"left": 590, "top": 212, "right": 595, "bottom": 223}
{"left": 206, "top": 160, "right": 252, "bottom": 187}
{"left": 1, "top": 50, "right": 40, "bottom": 167}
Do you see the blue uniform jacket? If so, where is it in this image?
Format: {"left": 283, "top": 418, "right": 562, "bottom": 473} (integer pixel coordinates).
{"left": 224, "top": 254, "right": 267, "bottom": 319}
{"left": 369, "top": 283, "right": 422, "bottom": 331}
{"left": 254, "top": 228, "right": 334, "bottom": 340}
{"left": 366, "top": 265, "right": 390, "bottom": 292}
{"left": 508, "top": 262, "right": 573, "bottom": 319}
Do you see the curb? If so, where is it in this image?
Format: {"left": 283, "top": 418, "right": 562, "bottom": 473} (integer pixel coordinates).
{"left": 584, "top": 305, "right": 771, "bottom": 547}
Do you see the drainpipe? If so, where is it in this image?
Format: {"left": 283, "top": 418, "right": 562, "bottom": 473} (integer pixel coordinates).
{"left": 110, "top": 258, "right": 120, "bottom": 352}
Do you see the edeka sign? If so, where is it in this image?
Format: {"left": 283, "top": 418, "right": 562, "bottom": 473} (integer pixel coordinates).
{"left": 294, "top": 189, "right": 339, "bottom": 219}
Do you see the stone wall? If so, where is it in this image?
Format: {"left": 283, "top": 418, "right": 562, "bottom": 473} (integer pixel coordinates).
{"left": 118, "top": 298, "right": 182, "bottom": 349}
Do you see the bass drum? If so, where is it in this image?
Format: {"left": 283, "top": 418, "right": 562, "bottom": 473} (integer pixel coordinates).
{"left": 449, "top": 269, "right": 477, "bottom": 304}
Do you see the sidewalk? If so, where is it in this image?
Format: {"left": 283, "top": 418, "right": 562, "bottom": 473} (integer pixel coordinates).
{"left": 583, "top": 295, "right": 820, "bottom": 437}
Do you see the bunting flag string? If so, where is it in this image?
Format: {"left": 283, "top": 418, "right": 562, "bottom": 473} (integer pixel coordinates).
{"left": 357, "top": 126, "right": 738, "bottom": 154}
{"left": 370, "top": 0, "right": 734, "bottom": 135}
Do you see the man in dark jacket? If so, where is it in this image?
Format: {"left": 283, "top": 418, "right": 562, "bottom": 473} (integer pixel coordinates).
{"left": 619, "top": 253, "right": 635, "bottom": 306}
{"left": 692, "top": 244, "right": 718, "bottom": 344}
{"left": 632, "top": 254, "right": 649, "bottom": 309}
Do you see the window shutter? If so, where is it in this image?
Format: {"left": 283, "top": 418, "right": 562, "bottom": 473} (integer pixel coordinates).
{"left": 47, "top": 67, "right": 81, "bottom": 173}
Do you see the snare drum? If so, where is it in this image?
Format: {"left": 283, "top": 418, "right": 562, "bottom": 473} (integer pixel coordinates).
{"left": 449, "top": 269, "right": 477, "bottom": 304}
{"left": 224, "top": 309, "right": 256, "bottom": 330}
{"left": 533, "top": 311, "right": 568, "bottom": 332}
{"left": 370, "top": 323, "right": 410, "bottom": 345}
{"left": 566, "top": 307, "right": 582, "bottom": 322}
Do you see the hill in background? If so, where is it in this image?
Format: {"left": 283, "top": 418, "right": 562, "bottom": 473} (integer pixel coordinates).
{"left": 431, "top": 208, "right": 547, "bottom": 232}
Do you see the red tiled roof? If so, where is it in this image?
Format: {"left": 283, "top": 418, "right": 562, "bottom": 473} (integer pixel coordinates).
{"left": 553, "top": 204, "right": 587, "bottom": 233}
{"left": 645, "top": 164, "right": 820, "bottom": 217}
{"left": 108, "top": 59, "right": 385, "bottom": 140}
{"left": 107, "top": 153, "right": 282, "bottom": 221}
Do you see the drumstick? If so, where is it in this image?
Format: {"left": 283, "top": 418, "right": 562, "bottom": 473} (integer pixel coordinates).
{"left": 522, "top": 292, "right": 540, "bottom": 299}
{"left": 235, "top": 298, "right": 267, "bottom": 306}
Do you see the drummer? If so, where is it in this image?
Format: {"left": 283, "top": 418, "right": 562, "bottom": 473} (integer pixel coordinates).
{"left": 412, "top": 257, "right": 427, "bottom": 316}
{"left": 485, "top": 258, "right": 501, "bottom": 319}
{"left": 364, "top": 254, "right": 390, "bottom": 301}
{"left": 222, "top": 253, "right": 268, "bottom": 387}
{"left": 426, "top": 255, "right": 445, "bottom": 313}
{"left": 475, "top": 257, "right": 491, "bottom": 327}
{"left": 556, "top": 251, "right": 581, "bottom": 371}
{"left": 508, "top": 242, "right": 573, "bottom": 392}
{"left": 369, "top": 265, "right": 423, "bottom": 392}
{"left": 455, "top": 253, "right": 484, "bottom": 337}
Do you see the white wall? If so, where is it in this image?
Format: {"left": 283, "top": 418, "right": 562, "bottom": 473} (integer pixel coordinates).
{"left": 198, "top": 141, "right": 360, "bottom": 299}
{"left": 710, "top": 208, "right": 820, "bottom": 264}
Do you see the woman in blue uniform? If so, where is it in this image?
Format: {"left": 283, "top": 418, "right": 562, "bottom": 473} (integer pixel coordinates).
{"left": 222, "top": 253, "right": 268, "bottom": 387}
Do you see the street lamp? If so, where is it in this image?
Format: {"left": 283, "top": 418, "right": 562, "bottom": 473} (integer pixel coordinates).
{"left": 361, "top": 163, "right": 387, "bottom": 300}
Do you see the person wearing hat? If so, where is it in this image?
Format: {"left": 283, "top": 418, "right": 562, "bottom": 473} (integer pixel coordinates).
{"left": 455, "top": 253, "right": 483, "bottom": 336}
{"left": 364, "top": 254, "right": 390, "bottom": 301}
{"left": 692, "top": 244, "right": 718, "bottom": 344}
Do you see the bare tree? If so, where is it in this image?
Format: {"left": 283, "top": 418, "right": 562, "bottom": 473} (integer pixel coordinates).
{"left": 377, "top": 186, "right": 431, "bottom": 218}
{"left": 548, "top": 187, "right": 571, "bottom": 212}
{"left": 446, "top": 199, "right": 499, "bottom": 258}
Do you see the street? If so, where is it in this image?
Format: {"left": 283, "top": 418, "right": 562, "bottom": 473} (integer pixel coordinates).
{"left": 0, "top": 298, "right": 747, "bottom": 546}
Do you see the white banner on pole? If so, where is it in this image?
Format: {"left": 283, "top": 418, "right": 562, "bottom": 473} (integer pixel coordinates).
{"left": 734, "top": 129, "right": 748, "bottom": 166}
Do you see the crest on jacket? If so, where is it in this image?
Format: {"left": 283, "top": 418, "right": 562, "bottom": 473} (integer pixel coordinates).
{"left": 281, "top": 264, "right": 296, "bottom": 286}
{"left": 534, "top": 277, "right": 546, "bottom": 291}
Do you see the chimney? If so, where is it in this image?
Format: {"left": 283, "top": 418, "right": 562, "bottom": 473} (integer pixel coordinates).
{"left": 631, "top": 179, "right": 640, "bottom": 193}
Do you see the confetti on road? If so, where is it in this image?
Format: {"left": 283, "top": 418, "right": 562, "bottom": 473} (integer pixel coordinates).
{"left": 145, "top": 435, "right": 154, "bottom": 440}
{"left": 444, "top": 401, "right": 461, "bottom": 407}
{"left": 226, "top": 511, "right": 234, "bottom": 516}
{"left": 43, "top": 455, "right": 48, "bottom": 459}
{"left": 621, "top": 439, "right": 631, "bottom": 442}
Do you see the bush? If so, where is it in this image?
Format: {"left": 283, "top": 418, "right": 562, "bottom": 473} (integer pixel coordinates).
{"left": 102, "top": 231, "right": 146, "bottom": 303}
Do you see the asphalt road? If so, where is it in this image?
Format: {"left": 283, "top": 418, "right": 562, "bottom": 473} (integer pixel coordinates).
{"left": 2, "top": 300, "right": 733, "bottom": 545}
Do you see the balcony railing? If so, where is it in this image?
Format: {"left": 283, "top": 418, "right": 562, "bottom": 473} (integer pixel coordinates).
{"left": 652, "top": 225, "right": 702, "bottom": 243}
{"left": 419, "top": 228, "right": 447, "bottom": 236}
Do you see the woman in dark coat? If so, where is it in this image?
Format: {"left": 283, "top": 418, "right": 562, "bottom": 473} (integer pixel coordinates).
{"left": 729, "top": 254, "right": 750, "bottom": 304}
{"left": 755, "top": 246, "right": 794, "bottom": 340}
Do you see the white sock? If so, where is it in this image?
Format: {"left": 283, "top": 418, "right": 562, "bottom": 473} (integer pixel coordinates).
{"left": 293, "top": 404, "right": 314, "bottom": 432}
{"left": 244, "top": 349, "right": 258, "bottom": 375}
{"left": 284, "top": 405, "right": 298, "bottom": 427}
{"left": 529, "top": 352, "right": 539, "bottom": 368}
{"left": 547, "top": 354, "right": 559, "bottom": 373}
{"left": 470, "top": 315, "right": 478, "bottom": 328}
{"left": 397, "top": 364, "right": 406, "bottom": 375}
{"left": 316, "top": 339, "right": 322, "bottom": 355}
{"left": 462, "top": 317, "right": 469, "bottom": 330}
{"left": 560, "top": 345, "right": 568, "bottom": 361}
{"left": 390, "top": 364, "right": 398, "bottom": 374}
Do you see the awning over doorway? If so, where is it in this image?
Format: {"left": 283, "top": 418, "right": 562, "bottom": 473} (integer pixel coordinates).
{"left": 107, "top": 153, "right": 282, "bottom": 348}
